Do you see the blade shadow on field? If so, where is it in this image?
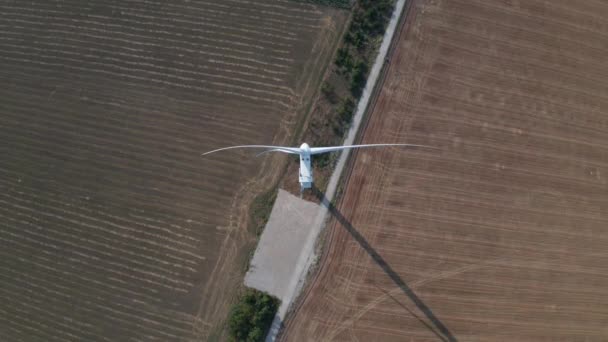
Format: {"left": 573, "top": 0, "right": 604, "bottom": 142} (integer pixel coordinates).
{"left": 311, "top": 185, "right": 457, "bottom": 342}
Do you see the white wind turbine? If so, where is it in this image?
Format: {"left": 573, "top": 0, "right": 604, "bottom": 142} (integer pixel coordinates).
{"left": 202, "top": 143, "right": 427, "bottom": 192}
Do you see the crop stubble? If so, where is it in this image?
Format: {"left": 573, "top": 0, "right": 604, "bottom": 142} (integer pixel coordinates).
{"left": 282, "top": 0, "right": 608, "bottom": 341}
{"left": 0, "top": 0, "right": 346, "bottom": 341}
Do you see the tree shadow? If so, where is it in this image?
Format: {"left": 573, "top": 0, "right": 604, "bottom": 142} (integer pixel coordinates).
{"left": 311, "top": 185, "right": 457, "bottom": 342}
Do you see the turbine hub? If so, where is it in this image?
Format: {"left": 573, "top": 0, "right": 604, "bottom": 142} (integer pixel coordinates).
{"left": 300, "top": 143, "right": 310, "bottom": 153}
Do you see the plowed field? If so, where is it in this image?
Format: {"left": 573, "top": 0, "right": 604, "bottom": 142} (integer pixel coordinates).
{"left": 0, "top": 1, "right": 346, "bottom": 341}
{"left": 282, "top": 0, "right": 608, "bottom": 341}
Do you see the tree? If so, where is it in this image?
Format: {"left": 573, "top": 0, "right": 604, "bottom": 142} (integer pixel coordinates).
{"left": 228, "top": 289, "right": 280, "bottom": 342}
{"left": 350, "top": 60, "right": 369, "bottom": 97}
{"left": 335, "top": 47, "right": 354, "bottom": 74}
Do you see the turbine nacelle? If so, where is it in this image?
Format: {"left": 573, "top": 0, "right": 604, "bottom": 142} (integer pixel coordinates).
{"left": 298, "top": 143, "right": 312, "bottom": 191}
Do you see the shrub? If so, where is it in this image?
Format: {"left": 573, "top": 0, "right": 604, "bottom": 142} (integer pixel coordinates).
{"left": 350, "top": 60, "right": 369, "bottom": 97}
{"left": 321, "top": 81, "right": 338, "bottom": 103}
{"left": 335, "top": 47, "right": 348, "bottom": 67}
{"left": 228, "top": 289, "right": 280, "bottom": 342}
{"left": 314, "top": 151, "right": 331, "bottom": 168}
{"left": 338, "top": 97, "right": 356, "bottom": 123}
{"left": 335, "top": 47, "right": 354, "bottom": 74}
{"left": 346, "top": 0, "right": 395, "bottom": 51}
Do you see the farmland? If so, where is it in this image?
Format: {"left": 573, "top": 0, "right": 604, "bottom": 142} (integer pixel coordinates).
{"left": 281, "top": 0, "right": 608, "bottom": 341}
{"left": 0, "top": 0, "right": 347, "bottom": 341}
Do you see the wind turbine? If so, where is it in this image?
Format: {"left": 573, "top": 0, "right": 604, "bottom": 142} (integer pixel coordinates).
{"left": 202, "top": 143, "right": 426, "bottom": 192}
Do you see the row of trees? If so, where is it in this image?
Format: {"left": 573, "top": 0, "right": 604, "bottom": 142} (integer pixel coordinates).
{"left": 329, "top": 0, "right": 395, "bottom": 132}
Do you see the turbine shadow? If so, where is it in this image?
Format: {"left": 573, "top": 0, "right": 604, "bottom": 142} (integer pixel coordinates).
{"left": 311, "top": 185, "right": 457, "bottom": 342}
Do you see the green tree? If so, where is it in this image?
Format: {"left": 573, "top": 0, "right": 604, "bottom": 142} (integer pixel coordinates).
{"left": 350, "top": 60, "right": 369, "bottom": 97}
{"left": 228, "top": 289, "right": 280, "bottom": 342}
{"left": 335, "top": 47, "right": 354, "bottom": 74}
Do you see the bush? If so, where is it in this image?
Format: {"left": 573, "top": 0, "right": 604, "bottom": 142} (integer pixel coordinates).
{"left": 345, "top": 0, "right": 395, "bottom": 51}
{"left": 350, "top": 60, "right": 369, "bottom": 97}
{"left": 335, "top": 47, "right": 348, "bottom": 67}
{"left": 364, "top": 0, "right": 394, "bottom": 34}
{"left": 352, "top": 10, "right": 370, "bottom": 49}
{"left": 321, "top": 81, "right": 338, "bottom": 103}
{"left": 314, "top": 151, "right": 331, "bottom": 168}
{"left": 228, "top": 289, "right": 280, "bottom": 342}
{"left": 338, "top": 97, "right": 356, "bottom": 123}
{"left": 335, "top": 47, "right": 354, "bottom": 74}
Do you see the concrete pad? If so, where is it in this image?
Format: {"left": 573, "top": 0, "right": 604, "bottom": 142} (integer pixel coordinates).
{"left": 244, "top": 189, "right": 319, "bottom": 300}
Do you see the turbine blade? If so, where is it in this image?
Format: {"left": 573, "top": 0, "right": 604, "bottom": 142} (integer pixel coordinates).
{"left": 309, "top": 144, "right": 431, "bottom": 155}
{"left": 255, "top": 148, "right": 302, "bottom": 157}
{"left": 202, "top": 145, "right": 301, "bottom": 156}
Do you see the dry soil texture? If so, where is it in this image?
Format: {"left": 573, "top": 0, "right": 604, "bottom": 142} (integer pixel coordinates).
{"left": 0, "top": 1, "right": 346, "bottom": 341}
{"left": 282, "top": 0, "right": 608, "bottom": 341}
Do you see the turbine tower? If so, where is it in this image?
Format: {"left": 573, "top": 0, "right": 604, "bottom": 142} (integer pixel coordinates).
{"left": 202, "top": 143, "right": 425, "bottom": 192}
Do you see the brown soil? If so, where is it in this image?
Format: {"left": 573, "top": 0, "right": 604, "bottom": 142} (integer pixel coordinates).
{"left": 281, "top": 0, "right": 608, "bottom": 341}
{"left": 0, "top": 1, "right": 347, "bottom": 341}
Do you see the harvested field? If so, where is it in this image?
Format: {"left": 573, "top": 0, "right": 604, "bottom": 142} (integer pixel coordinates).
{"left": 0, "top": 0, "right": 347, "bottom": 341}
{"left": 281, "top": 0, "right": 608, "bottom": 341}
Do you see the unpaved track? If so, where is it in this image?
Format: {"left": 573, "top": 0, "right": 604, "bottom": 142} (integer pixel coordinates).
{"left": 282, "top": 0, "right": 608, "bottom": 341}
